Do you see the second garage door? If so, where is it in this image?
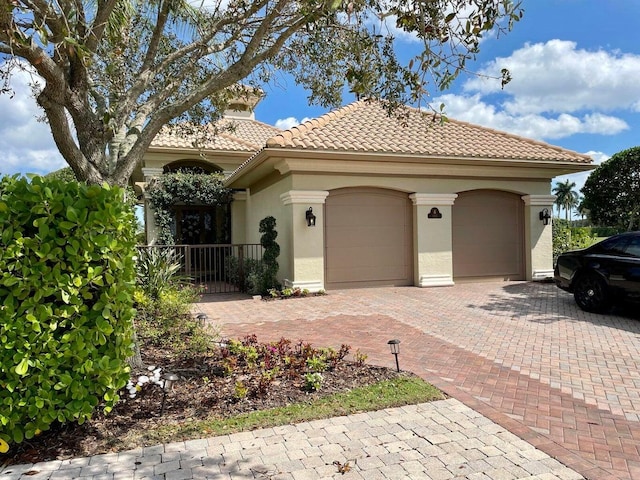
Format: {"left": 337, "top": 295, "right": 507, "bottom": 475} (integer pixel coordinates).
{"left": 325, "top": 188, "right": 413, "bottom": 289}
{"left": 452, "top": 190, "right": 525, "bottom": 281}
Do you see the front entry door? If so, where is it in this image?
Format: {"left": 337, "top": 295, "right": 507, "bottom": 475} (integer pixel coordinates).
{"left": 174, "top": 205, "right": 230, "bottom": 245}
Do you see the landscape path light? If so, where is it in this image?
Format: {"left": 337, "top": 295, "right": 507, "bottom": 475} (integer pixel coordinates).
{"left": 160, "top": 372, "right": 179, "bottom": 416}
{"left": 387, "top": 339, "right": 401, "bottom": 372}
{"left": 196, "top": 313, "right": 208, "bottom": 327}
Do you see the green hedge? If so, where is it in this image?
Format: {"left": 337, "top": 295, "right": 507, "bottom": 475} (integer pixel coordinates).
{"left": 0, "top": 175, "right": 136, "bottom": 445}
{"left": 552, "top": 220, "right": 597, "bottom": 263}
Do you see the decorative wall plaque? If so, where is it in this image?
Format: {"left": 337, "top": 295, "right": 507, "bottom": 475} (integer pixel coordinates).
{"left": 427, "top": 207, "right": 442, "bottom": 219}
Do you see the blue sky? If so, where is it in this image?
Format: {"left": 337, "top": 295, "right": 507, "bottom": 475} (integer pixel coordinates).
{"left": 2, "top": 0, "right": 640, "bottom": 214}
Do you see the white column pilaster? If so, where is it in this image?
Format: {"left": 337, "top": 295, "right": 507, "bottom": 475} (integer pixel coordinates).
{"left": 522, "top": 194, "right": 556, "bottom": 281}
{"left": 410, "top": 193, "right": 458, "bottom": 287}
{"left": 279, "top": 190, "right": 330, "bottom": 292}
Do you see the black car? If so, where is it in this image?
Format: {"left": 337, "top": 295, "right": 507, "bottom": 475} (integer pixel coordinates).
{"left": 554, "top": 231, "right": 640, "bottom": 312}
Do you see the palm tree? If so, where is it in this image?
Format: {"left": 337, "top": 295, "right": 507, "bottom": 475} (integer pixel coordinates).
{"left": 577, "top": 197, "right": 588, "bottom": 223}
{"left": 552, "top": 180, "right": 579, "bottom": 221}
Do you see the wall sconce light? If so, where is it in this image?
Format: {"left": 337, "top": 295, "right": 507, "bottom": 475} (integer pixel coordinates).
{"left": 306, "top": 207, "right": 316, "bottom": 227}
{"left": 160, "top": 372, "right": 179, "bottom": 416}
{"left": 387, "top": 339, "right": 401, "bottom": 372}
{"left": 539, "top": 208, "right": 551, "bottom": 225}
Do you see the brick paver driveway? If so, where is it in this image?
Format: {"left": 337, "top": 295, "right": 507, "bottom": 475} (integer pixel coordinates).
{"left": 197, "top": 282, "right": 640, "bottom": 480}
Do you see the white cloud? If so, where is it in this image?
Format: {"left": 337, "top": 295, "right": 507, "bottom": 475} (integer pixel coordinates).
{"left": 0, "top": 67, "right": 65, "bottom": 176}
{"left": 464, "top": 40, "right": 640, "bottom": 115}
{"left": 434, "top": 93, "right": 628, "bottom": 140}
{"left": 274, "top": 116, "right": 312, "bottom": 130}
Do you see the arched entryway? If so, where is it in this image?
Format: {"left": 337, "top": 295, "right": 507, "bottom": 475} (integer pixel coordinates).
{"left": 159, "top": 162, "right": 231, "bottom": 245}
{"left": 452, "top": 190, "right": 525, "bottom": 281}
{"left": 324, "top": 187, "right": 413, "bottom": 289}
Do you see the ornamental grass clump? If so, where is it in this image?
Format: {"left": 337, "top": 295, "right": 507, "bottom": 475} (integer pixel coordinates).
{"left": 0, "top": 175, "right": 137, "bottom": 447}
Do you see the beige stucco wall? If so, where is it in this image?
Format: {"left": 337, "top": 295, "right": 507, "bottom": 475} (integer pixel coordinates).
{"left": 280, "top": 191, "right": 329, "bottom": 292}
{"left": 522, "top": 194, "right": 556, "bottom": 280}
{"left": 230, "top": 191, "right": 247, "bottom": 244}
{"left": 243, "top": 177, "right": 294, "bottom": 285}
{"left": 290, "top": 172, "right": 551, "bottom": 197}
{"left": 241, "top": 170, "right": 556, "bottom": 290}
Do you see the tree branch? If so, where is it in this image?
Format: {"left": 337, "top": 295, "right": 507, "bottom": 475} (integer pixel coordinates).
{"left": 85, "top": 0, "right": 119, "bottom": 52}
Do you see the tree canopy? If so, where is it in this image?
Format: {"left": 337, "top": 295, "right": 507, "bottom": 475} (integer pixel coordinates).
{"left": 581, "top": 146, "right": 640, "bottom": 231}
{"left": 1, "top": 0, "right": 522, "bottom": 186}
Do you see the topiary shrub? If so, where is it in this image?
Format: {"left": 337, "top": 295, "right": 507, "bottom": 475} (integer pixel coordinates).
{"left": 225, "top": 217, "right": 281, "bottom": 295}
{"left": 0, "top": 175, "right": 137, "bottom": 446}
{"left": 257, "top": 216, "right": 280, "bottom": 294}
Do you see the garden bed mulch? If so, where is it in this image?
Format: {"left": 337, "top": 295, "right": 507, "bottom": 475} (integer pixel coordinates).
{"left": 2, "top": 339, "right": 406, "bottom": 468}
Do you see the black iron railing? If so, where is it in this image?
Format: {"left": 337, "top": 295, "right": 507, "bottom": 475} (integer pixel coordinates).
{"left": 137, "top": 244, "right": 263, "bottom": 294}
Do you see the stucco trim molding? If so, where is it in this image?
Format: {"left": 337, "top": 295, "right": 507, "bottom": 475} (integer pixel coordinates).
{"left": 283, "top": 279, "right": 324, "bottom": 293}
{"left": 141, "top": 167, "right": 164, "bottom": 181}
{"left": 280, "top": 190, "right": 330, "bottom": 205}
{"left": 233, "top": 190, "right": 247, "bottom": 201}
{"left": 409, "top": 193, "right": 458, "bottom": 206}
{"left": 532, "top": 270, "right": 554, "bottom": 281}
{"left": 522, "top": 195, "right": 556, "bottom": 206}
{"left": 418, "top": 274, "right": 455, "bottom": 287}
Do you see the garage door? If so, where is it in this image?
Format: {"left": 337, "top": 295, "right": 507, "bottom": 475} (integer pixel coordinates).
{"left": 325, "top": 188, "right": 413, "bottom": 289}
{"left": 452, "top": 190, "right": 524, "bottom": 281}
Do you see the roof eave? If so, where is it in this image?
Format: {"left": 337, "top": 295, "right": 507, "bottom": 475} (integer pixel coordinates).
{"left": 224, "top": 149, "right": 271, "bottom": 188}
{"left": 224, "top": 147, "right": 595, "bottom": 188}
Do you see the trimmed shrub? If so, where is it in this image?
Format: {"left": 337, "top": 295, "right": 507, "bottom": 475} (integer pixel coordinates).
{"left": 0, "top": 175, "right": 137, "bottom": 446}
{"left": 225, "top": 217, "right": 280, "bottom": 295}
{"left": 257, "top": 216, "right": 280, "bottom": 294}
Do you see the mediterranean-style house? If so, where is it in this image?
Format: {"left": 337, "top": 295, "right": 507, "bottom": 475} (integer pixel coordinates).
{"left": 132, "top": 95, "right": 594, "bottom": 291}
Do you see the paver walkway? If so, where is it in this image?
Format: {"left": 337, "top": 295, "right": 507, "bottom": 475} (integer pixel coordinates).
{"left": 197, "top": 282, "right": 640, "bottom": 480}
{"left": 0, "top": 400, "right": 583, "bottom": 480}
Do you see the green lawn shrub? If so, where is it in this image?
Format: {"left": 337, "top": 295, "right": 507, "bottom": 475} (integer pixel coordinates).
{"left": 133, "top": 285, "right": 214, "bottom": 357}
{"left": 552, "top": 219, "right": 597, "bottom": 264}
{"left": 0, "top": 175, "right": 137, "bottom": 446}
{"left": 133, "top": 245, "right": 216, "bottom": 357}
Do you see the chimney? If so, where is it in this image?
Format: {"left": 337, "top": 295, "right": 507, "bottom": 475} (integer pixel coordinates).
{"left": 224, "top": 85, "right": 264, "bottom": 121}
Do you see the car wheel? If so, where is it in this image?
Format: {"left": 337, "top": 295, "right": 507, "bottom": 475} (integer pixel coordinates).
{"left": 573, "top": 273, "right": 611, "bottom": 313}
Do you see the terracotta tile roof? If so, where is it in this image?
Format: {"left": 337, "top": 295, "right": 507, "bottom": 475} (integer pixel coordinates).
{"left": 266, "top": 100, "right": 592, "bottom": 163}
{"left": 151, "top": 118, "right": 281, "bottom": 152}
